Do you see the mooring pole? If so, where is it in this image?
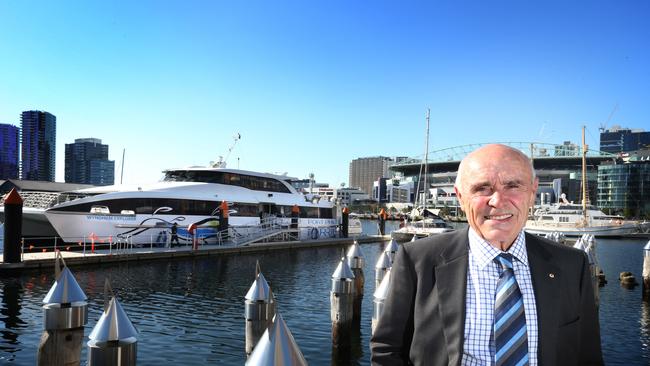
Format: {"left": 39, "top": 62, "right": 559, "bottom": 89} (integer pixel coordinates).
{"left": 2, "top": 188, "right": 23, "bottom": 264}
{"left": 38, "top": 253, "right": 88, "bottom": 366}
{"left": 244, "top": 261, "right": 275, "bottom": 356}
{"left": 346, "top": 241, "right": 365, "bottom": 322}
{"left": 330, "top": 250, "right": 354, "bottom": 348}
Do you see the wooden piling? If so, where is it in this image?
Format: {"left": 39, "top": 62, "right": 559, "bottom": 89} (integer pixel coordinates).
{"left": 2, "top": 188, "right": 23, "bottom": 263}
{"left": 38, "top": 328, "right": 85, "bottom": 366}
{"left": 341, "top": 207, "right": 349, "bottom": 238}
{"left": 378, "top": 208, "right": 387, "bottom": 235}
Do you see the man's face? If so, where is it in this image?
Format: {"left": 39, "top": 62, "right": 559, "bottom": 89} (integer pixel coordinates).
{"left": 455, "top": 146, "right": 538, "bottom": 250}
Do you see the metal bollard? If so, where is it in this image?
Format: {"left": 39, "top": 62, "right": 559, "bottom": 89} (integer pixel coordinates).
{"left": 375, "top": 250, "right": 391, "bottom": 289}
{"left": 245, "top": 261, "right": 275, "bottom": 356}
{"left": 246, "top": 313, "right": 307, "bottom": 365}
{"left": 87, "top": 279, "right": 138, "bottom": 366}
{"left": 643, "top": 241, "right": 650, "bottom": 302}
{"left": 384, "top": 238, "right": 399, "bottom": 263}
{"left": 38, "top": 252, "right": 88, "bottom": 366}
{"left": 574, "top": 234, "right": 600, "bottom": 304}
{"left": 346, "top": 241, "right": 365, "bottom": 322}
{"left": 372, "top": 268, "right": 391, "bottom": 335}
{"left": 331, "top": 250, "right": 355, "bottom": 348}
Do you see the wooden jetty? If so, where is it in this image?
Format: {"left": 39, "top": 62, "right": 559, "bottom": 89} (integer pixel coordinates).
{"left": 0, "top": 235, "right": 391, "bottom": 273}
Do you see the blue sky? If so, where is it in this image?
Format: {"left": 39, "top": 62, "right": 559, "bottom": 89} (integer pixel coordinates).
{"left": 1, "top": 0, "right": 648, "bottom": 187}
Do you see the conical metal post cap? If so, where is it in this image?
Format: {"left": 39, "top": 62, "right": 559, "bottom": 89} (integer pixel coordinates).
{"left": 374, "top": 268, "right": 392, "bottom": 300}
{"left": 89, "top": 297, "right": 138, "bottom": 342}
{"left": 332, "top": 256, "right": 355, "bottom": 280}
{"left": 375, "top": 251, "right": 391, "bottom": 270}
{"left": 385, "top": 239, "right": 399, "bottom": 254}
{"left": 246, "top": 313, "right": 307, "bottom": 366}
{"left": 245, "top": 272, "right": 272, "bottom": 302}
{"left": 43, "top": 267, "right": 88, "bottom": 305}
{"left": 346, "top": 241, "right": 365, "bottom": 269}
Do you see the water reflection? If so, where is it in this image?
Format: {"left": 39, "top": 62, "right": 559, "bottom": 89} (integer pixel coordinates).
{"left": 641, "top": 301, "right": 650, "bottom": 364}
{"left": 0, "top": 279, "right": 26, "bottom": 361}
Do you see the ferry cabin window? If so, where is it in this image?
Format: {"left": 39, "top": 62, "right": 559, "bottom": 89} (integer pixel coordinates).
{"left": 163, "top": 170, "right": 291, "bottom": 193}
{"left": 319, "top": 207, "right": 333, "bottom": 219}
{"left": 300, "top": 206, "right": 320, "bottom": 218}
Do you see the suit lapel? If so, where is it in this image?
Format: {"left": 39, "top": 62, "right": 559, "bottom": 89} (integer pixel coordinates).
{"left": 525, "top": 234, "right": 562, "bottom": 365}
{"left": 435, "top": 229, "right": 469, "bottom": 366}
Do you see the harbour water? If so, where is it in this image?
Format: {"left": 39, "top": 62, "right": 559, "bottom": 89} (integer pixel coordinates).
{"left": 0, "top": 221, "right": 649, "bottom": 365}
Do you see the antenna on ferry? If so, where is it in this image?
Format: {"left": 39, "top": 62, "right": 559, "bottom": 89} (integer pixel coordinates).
{"left": 212, "top": 133, "right": 241, "bottom": 168}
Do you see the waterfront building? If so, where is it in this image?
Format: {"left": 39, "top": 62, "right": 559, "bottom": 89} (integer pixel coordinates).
{"left": 389, "top": 142, "right": 613, "bottom": 210}
{"left": 336, "top": 187, "right": 369, "bottom": 206}
{"left": 349, "top": 156, "right": 402, "bottom": 199}
{"left": 372, "top": 177, "right": 413, "bottom": 203}
{"left": 597, "top": 150, "right": 650, "bottom": 218}
{"left": 0, "top": 124, "right": 19, "bottom": 179}
{"left": 600, "top": 125, "right": 650, "bottom": 154}
{"left": 65, "top": 138, "right": 115, "bottom": 186}
{"left": 289, "top": 177, "right": 328, "bottom": 194}
{"left": 21, "top": 110, "right": 56, "bottom": 181}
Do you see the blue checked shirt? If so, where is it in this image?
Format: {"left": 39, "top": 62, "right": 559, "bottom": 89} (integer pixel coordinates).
{"left": 461, "top": 228, "right": 538, "bottom": 365}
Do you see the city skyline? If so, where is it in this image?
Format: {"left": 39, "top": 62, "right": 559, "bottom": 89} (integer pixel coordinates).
{"left": 1, "top": 1, "right": 649, "bottom": 186}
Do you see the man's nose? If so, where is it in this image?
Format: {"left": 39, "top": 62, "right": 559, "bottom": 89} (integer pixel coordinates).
{"left": 488, "top": 190, "right": 504, "bottom": 207}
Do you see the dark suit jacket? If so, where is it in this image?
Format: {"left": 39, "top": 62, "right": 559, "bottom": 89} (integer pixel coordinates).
{"left": 370, "top": 229, "right": 603, "bottom": 366}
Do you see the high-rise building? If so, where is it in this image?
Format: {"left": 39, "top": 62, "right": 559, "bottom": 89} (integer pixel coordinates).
{"left": 65, "top": 138, "right": 115, "bottom": 186}
{"left": 348, "top": 156, "right": 392, "bottom": 198}
{"left": 597, "top": 153, "right": 650, "bottom": 218}
{"left": 21, "top": 110, "right": 56, "bottom": 181}
{"left": 0, "top": 123, "right": 20, "bottom": 179}
{"left": 600, "top": 125, "right": 650, "bottom": 154}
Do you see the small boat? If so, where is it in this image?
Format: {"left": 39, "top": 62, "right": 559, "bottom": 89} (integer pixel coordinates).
{"left": 391, "top": 208, "right": 454, "bottom": 242}
{"left": 391, "top": 109, "right": 455, "bottom": 243}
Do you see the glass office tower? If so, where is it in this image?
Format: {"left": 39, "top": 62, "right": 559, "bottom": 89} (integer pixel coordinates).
{"left": 21, "top": 110, "right": 56, "bottom": 181}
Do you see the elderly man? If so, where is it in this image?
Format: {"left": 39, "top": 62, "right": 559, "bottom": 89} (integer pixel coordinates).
{"left": 370, "top": 144, "right": 602, "bottom": 366}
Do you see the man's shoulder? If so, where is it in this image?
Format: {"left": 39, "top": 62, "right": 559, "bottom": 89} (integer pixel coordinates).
{"left": 401, "top": 229, "right": 468, "bottom": 261}
{"left": 525, "top": 232, "right": 588, "bottom": 261}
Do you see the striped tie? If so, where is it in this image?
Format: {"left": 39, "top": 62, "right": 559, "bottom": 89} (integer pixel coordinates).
{"left": 494, "top": 253, "right": 529, "bottom": 366}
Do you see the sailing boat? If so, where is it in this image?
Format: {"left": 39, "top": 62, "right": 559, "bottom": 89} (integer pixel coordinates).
{"left": 525, "top": 126, "right": 639, "bottom": 238}
{"left": 391, "top": 109, "right": 454, "bottom": 242}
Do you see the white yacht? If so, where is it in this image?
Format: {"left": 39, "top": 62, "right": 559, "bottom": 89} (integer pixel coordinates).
{"left": 525, "top": 203, "right": 639, "bottom": 237}
{"left": 525, "top": 127, "right": 639, "bottom": 238}
{"left": 43, "top": 167, "right": 338, "bottom": 245}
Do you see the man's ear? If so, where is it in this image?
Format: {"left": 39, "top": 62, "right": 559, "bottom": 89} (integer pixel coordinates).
{"left": 454, "top": 186, "right": 465, "bottom": 211}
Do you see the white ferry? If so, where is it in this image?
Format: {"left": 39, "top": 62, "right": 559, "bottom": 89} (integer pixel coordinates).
{"left": 43, "top": 167, "right": 338, "bottom": 245}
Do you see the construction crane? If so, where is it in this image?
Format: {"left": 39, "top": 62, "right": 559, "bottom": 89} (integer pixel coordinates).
{"left": 211, "top": 133, "right": 241, "bottom": 168}
{"left": 599, "top": 104, "right": 618, "bottom": 133}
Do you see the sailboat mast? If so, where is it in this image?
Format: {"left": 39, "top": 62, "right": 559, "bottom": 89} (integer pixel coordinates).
{"left": 424, "top": 108, "right": 430, "bottom": 208}
{"left": 581, "top": 125, "right": 588, "bottom": 222}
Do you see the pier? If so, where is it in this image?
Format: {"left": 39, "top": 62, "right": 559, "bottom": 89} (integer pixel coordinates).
{"left": 0, "top": 235, "right": 390, "bottom": 273}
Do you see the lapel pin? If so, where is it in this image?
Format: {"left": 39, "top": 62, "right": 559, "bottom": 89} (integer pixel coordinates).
{"left": 549, "top": 273, "right": 555, "bottom": 278}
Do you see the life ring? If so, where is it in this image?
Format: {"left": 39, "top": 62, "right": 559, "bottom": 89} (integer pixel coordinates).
{"left": 310, "top": 227, "right": 319, "bottom": 240}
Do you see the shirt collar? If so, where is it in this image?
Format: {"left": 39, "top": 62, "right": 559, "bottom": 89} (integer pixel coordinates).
{"left": 468, "top": 227, "right": 529, "bottom": 269}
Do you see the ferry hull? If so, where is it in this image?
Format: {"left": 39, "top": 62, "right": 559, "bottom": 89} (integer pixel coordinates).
{"left": 44, "top": 211, "right": 338, "bottom": 245}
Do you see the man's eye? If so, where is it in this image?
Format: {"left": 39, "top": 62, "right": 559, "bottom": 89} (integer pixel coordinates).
{"left": 474, "top": 186, "right": 492, "bottom": 195}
